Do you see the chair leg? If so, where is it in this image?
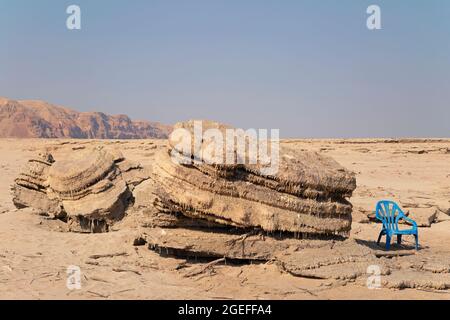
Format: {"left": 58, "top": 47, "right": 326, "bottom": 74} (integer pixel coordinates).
{"left": 414, "top": 234, "right": 419, "bottom": 250}
{"left": 397, "top": 235, "right": 402, "bottom": 245}
{"left": 386, "top": 235, "right": 391, "bottom": 250}
{"left": 377, "top": 230, "right": 384, "bottom": 245}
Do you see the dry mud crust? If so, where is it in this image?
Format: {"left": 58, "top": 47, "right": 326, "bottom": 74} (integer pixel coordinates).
{"left": 388, "top": 253, "right": 450, "bottom": 274}
{"left": 142, "top": 226, "right": 340, "bottom": 261}
{"left": 377, "top": 251, "right": 450, "bottom": 291}
{"left": 142, "top": 227, "right": 398, "bottom": 282}
{"left": 382, "top": 270, "right": 450, "bottom": 290}
{"left": 275, "top": 239, "right": 388, "bottom": 280}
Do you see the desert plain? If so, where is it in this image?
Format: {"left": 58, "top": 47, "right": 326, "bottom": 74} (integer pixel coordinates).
{"left": 0, "top": 138, "right": 449, "bottom": 299}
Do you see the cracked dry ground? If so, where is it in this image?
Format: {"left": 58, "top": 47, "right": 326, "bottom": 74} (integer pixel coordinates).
{"left": 0, "top": 138, "right": 449, "bottom": 299}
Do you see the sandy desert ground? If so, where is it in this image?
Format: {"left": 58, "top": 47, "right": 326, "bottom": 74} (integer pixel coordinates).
{"left": 0, "top": 138, "right": 449, "bottom": 300}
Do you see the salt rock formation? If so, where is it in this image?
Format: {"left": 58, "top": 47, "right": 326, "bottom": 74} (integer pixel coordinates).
{"left": 12, "top": 152, "right": 63, "bottom": 217}
{"left": 12, "top": 147, "right": 149, "bottom": 232}
{"left": 150, "top": 120, "right": 356, "bottom": 238}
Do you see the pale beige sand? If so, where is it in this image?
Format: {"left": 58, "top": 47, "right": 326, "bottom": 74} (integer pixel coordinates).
{"left": 0, "top": 138, "right": 449, "bottom": 299}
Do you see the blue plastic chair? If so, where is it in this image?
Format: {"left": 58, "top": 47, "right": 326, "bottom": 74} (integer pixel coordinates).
{"left": 375, "top": 200, "right": 419, "bottom": 250}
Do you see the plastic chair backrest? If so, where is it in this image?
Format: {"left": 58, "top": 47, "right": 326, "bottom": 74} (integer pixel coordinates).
{"left": 376, "top": 200, "right": 403, "bottom": 232}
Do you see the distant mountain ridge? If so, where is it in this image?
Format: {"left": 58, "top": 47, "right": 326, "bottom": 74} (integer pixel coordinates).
{"left": 0, "top": 97, "right": 172, "bottom": 139}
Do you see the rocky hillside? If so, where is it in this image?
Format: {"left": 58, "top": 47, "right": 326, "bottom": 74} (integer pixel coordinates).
{"left": 0, "top": 97, "right": 172, "bottom": 139}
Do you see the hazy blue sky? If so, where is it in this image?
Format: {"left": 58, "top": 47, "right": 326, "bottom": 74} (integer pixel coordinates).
{"left": 1, "top": 0, "right": 449, "bottom": 138}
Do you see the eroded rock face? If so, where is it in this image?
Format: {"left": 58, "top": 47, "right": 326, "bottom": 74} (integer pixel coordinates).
{"left": 134, "top": 120, "right": 363, "bottom": 273}
{"left": 12, "top": 152, "right": 64, "bottom": 217}
{"left": 151, "top": 120, "right": 356, "bottom": 237}
{"left": 11, "top": 147, "right": 149, "bottom": 232}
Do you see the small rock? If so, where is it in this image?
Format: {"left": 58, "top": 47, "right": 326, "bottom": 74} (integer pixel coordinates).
{"left": 438, "top": 206, "right": 450, "bottom": 216}
{"left": 406, "top": 207, "right": 438, "bottom": 227}
{"left": 435, "top": 211, "right": 450, "bottom": 223}
{"left": 422, "top": 263, "right": 450, "bottom": 274}
{"left": 399, "top": 201, "right": 432, "bottom": 209}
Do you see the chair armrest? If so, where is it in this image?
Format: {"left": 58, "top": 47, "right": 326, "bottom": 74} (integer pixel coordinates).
{"left": 399, "top": 213, "right": 417, "bottom": 228}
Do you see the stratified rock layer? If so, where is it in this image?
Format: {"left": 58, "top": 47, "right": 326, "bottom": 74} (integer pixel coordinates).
{"left": 151, "top": 120, "right": 356, "bottom": 237}
{"left": 11, "top": 147, "right": 149, "bottom": 232}
{"left": 12, "top": 152, "right": 64, "bottom": 217}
